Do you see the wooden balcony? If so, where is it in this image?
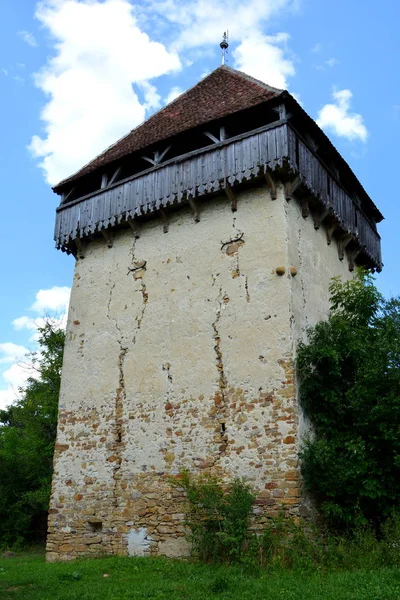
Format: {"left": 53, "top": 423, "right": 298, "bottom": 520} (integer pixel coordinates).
{"left": 54, "top": 122, "right": 382, "bottom": 270}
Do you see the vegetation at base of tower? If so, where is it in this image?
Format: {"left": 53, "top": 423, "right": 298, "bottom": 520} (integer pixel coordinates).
{"left": 298, "top": 270, "right": 400, "bottom": 531}
{"left": 5, "top": 534, "right": 400, "bottom": 600}
{"left": 174, "top": 471, "right": 255, "bottom": 563}
{"left": 0, "top": 322, "right": 64, "bottom": 547}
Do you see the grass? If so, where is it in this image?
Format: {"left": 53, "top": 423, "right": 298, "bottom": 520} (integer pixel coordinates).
{"left": 1, "top": 552, "right": 400, "bottom": 600}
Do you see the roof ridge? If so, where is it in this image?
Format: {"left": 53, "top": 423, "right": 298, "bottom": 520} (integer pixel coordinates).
{"left": 219, "top": 64, "right": 284, "bottom": 94}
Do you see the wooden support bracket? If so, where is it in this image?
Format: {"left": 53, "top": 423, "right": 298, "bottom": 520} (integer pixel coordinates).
{"left": 301, "top": 198, "right": 310, "bottom": 219}
{"left": 143, "top": 145, "right": 172, "bottom": 167}
{"left": 338, "top": 233, "right": 353, "bottom": 261}
{"left": 272, "top": 103, "right": 288, "bottom": 120}
{"left": 224, "top": 184, "right": 237, "bottom": 212}
{"left": 265, "top": 171, "right": 277, "bottom": 200}
{"left": 313, "top": 207, "right": 330, "bottom": 230}
{"left": 159, "top": 208, "right": 169, "bottom": 233}
{"left": 127, "top": 218, "right": 141, "bottom": 239}
{"left": 101, "top": 229, "right": 114, "bottom": 248}
{"left": 101, "top": 174, "right": 108, "bottom": 189}
{"left": 348, "top": 247, "right": 362, "bottom": 271}
{"left": 108, "top": 166, "right": 122, "bottom": 186}
{"left": 326, "top": 222, "right": 338, "bottom": 245}
{"left": 188, "top": 198, "right": 200, "bottom": 222}
{"left": 204, "top": 131, "right": 220, "bottom": 144}
{"left": 284, "top": 175, "right": 302, "bottom": 201}
{"left": 75, "top": 237, "right": 86, "bottom": 259}
{"left": 61, "top": 187, "right": 75, "bottom": 204}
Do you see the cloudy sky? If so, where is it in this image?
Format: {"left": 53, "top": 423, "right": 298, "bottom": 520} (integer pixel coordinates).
{"left": 1, "top": 0, "right": 399, "bottom": 408}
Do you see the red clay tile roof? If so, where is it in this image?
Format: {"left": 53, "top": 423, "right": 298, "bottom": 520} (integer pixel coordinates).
{"left": 55, "top": 65, "right": 283, "bottom": 190}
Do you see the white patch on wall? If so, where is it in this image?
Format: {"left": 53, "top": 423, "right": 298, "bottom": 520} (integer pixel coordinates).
{"left": 126, "top": 528, "right": 153, "bottom": 556}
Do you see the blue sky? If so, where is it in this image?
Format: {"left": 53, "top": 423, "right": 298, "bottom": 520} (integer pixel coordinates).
{"left": 0, "top": 0, "right": 399, "bottom": 407}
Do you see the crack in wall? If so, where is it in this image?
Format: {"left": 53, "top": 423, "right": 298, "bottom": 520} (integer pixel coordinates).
{"left": 297, "top": 226, "right": 308, "bottom": 330}
{"left": 132, "top": 282, "right": 148, "bottom": 345}
{"left": 106, "top": 277, "right": 127, "bottom": 509}
{"left": 211, "top": 285, "right": 229, "bottom": 457}
{"left": 105, "top": 239, "right": 149, "bottom": 512}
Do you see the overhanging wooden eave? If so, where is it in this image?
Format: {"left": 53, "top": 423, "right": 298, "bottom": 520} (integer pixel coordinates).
{"left": 54, "top": 122, "right": 382, "bottom": 271}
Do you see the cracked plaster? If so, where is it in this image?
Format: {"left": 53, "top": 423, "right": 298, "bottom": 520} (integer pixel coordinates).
{"left": 47, "top": 183, "right": 352, "bottom": 561}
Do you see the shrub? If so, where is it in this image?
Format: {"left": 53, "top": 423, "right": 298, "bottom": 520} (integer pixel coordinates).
{"left": 176, "top": 471, "right": 255, "bottom": 563}
{"left": 298, "top": 270, "right": 400, "bottom": 531}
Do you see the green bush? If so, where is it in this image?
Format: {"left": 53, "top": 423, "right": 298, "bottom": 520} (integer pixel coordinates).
{"left": 298, "top": 270, "right": 400, "bottom": 531}
{"left": 176, "top": 471, "right": 255, "bottom": 563}
{"left": 0, "top": 322, "right": 64, "bottom": 546}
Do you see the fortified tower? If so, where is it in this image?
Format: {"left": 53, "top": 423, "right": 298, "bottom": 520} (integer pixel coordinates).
{"left": 47, "top": 66, "right": 383, "bottom": 561}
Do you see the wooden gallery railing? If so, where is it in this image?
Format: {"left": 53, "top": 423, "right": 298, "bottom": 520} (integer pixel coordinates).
{"left": 54, "top": 122, "right": 382, "bottom": 270}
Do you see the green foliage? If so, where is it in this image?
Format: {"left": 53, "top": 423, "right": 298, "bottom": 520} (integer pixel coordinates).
{"left": 5, "top": 548, "right": 400, "bottom": 600}
{"left": 298, "top": 270, "right": 400, "bottom": 530}
{"left": 176, "top": 471, "right": 255, "bottom": 563}
{"left": 0, "top": 322, "right": 64, "bottom": 546}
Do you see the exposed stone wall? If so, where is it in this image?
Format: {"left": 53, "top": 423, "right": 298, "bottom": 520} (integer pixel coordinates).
{"left": 47, "top": 183, "right": 352, "bottom": 561}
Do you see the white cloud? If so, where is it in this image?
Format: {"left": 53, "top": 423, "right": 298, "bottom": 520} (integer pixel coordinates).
{"left": 235, "top": 32, "right": 294, "bottom": 89}
{"left": 326, "top": 58, "right": 339, "bottom": 68}
{"left": 146, "top": 0, "right": 296, "bottom": 88}
{"left": 30, "top": 0, "right": 297, "bottom": 185}
{"left": 165, "top": 86, "right": 183, "bottom": 104}
{"left": 31, "top": 285, "right": 71, "bottom": 313}
{"left": 0, "top": 343, "right": 29, "bottom": 365}
{"left": 314, "top": 58, "right": 339, "bottom": 71}
{"left": 18, "top": 30, "right": 38, "bottom": 47}
{"left": 311, "top": 43, "right": 322, "bottom": 53}
{"left": 29, "top": 0, "right": 181, "bottom": 185}
{"left": 0, "top": 286, "right": 71, "bottom": 410}
{"left": 317, "top": 89, "right": 368, "bottom": 142}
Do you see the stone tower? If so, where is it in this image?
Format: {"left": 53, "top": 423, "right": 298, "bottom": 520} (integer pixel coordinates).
{"left": 46, "top": 66, "right": 383, "bottom": 561}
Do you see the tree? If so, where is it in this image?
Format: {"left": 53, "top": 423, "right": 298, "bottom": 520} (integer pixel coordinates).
{"left": 0, "top": 322, "right": 64, "bottom": 546}
{"left": 298, "top": 271, "right": 400, "bottom": 531}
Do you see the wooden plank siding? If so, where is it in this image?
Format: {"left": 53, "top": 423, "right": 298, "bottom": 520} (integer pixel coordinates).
{"left": 55, "top": 123, "right": 382, "bottom": 270}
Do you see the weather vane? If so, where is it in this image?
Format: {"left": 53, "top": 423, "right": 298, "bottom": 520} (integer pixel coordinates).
{"left": 220, "top": 32, "right": 229, "bottom": 65}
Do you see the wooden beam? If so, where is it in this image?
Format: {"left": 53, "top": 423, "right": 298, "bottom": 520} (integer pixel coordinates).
{"left": 101, "top": 229, "right": 114, "bottom": 248}
{"left": 348, "top": 247, "right": 361, "bottom": 271}
{"left": 338, "top": 233, "right": 352, "bottom": 261}
{"left": 188, "top": 198, "right": 200, "bottom": 222}
{"left": 101, "top": 174, "right": 108, "bottom": 189}
{"left": 142, "top": 145, "right": 172, "bottom": 167}
{"left": 108, "top": 167, "right": 122, "bottom": 186}
{"left": 301, "top": 198, "right": 310, "bottom": 219}
{"left": 273, "top": 103, "right": 287, "bottom": 120}
{"left": 265, "top": 171, "right": 277, "bottom": 200}
{"left": 75, "top": 237, "right": 86, "bottom": 259}
{"left": 326, "top": 223, "right": 338, "bottom": 245}
{"left": 127, "top": 218, "right": 141, "bottom": 238}
{"left": 158, "top": 145, "right": 171, "bottom": 164}
{"left": 159, "top": 208, "right": 169, "bottom": 233}
{"left": 204, "top": 131, "right": 220, "bottom": 144}
{"left": 219, "top": 126, "right": 226, "bottom": 142}
{"left": 142, "top": 155, "right": 156, "bottom": 166}
{"left": 61, "top": 187, "right": 75, "bottom": 204}
{"left": 284, "top": 175, "right": 302, "bottom": 201}
{"left": 313, "top": 207, "right": 330, "bottom": 230}
{"left": 224, "top": 184, "right": 237, "bottom": 212}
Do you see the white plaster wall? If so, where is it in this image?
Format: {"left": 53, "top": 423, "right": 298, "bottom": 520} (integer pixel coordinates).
{"left": 48, "top": 182, "right": 355, "bottom": 559}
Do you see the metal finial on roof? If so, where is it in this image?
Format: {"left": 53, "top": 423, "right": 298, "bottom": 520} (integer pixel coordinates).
{"left": 220, "top": 32, "right": 229, "bottom": 65}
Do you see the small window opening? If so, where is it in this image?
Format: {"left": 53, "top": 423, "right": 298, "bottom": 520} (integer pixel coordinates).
{"left": 221, "top": 422, "right": 226, "bottom": 433}
{"left": 87, "top": 519, "right": 103, "bottom": 532}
